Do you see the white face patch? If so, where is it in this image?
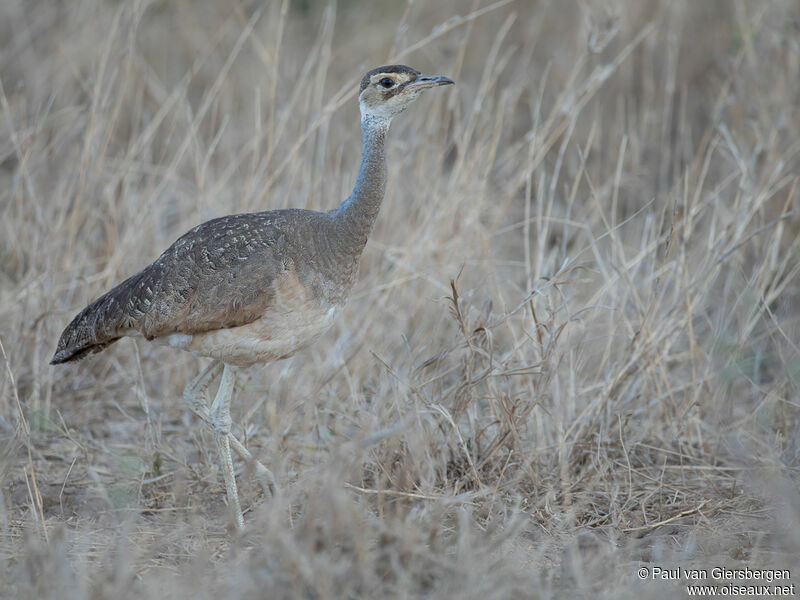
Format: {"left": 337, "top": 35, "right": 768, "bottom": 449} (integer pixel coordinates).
{"left": 359, "top": 96, "right": 404, "bottom": 122}
{"left": 359, "top": 72, "right": 423, "bottom": 122}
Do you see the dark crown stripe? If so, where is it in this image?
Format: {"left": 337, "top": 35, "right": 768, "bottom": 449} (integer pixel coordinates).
{"left": 359, "top": 65, "right": 419, "bottom": 93}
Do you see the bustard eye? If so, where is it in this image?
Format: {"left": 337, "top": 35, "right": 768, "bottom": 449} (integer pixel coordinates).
{"left": 378, "top": 77, "right": 395, "bottom": 88}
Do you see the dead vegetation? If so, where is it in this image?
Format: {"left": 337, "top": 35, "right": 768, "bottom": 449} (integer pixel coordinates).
{"left": 1, "top": 0, "right": 799, "bottom": 598}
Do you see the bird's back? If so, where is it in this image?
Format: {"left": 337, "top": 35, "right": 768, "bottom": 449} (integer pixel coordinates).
{"left": 51, "top": 208, "right": 360, "bottom": 366}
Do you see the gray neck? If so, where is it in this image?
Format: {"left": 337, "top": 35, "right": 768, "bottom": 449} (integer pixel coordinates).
{"left": 333, "top": 115, "right": 390, "bottom": 248}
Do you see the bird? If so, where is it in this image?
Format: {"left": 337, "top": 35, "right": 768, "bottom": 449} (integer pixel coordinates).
{"left": 51, "top": 65, "right": 454, "bottom": 529}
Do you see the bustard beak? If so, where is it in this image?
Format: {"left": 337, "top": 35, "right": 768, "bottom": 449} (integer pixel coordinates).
{"left": 404, "top": 74, "right": 455, "bottom": 91}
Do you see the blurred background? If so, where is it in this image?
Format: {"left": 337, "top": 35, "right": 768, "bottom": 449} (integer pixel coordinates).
{"left": 1, "top": 0, "right": 799, "bottom": 598}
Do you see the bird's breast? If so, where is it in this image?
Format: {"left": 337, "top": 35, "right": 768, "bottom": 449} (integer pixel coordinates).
{"left": 164, "top": 267, "right": 345, "bottom": 367}
{"left": 183, "top": 302, "right": 341, "bottom": 367}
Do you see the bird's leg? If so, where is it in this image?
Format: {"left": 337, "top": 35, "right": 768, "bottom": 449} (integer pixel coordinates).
{"left": 228, "top": 434, "right": 277, "bottom": 494}
{"left": 183, "top": 361, "right": 275, "bottom": 491}
{"left": 209, "top": 364, "right": 244, "bottom": 530}
{"left": 183, "top": 360, "right": 224, "bottom": 415}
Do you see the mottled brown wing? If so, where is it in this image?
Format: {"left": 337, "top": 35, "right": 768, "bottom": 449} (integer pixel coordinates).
{"left": 136, "top": 213, "right": 288, "bottom": 338}
{"left": 51, "top": 210, "right": 302, "bottom": 364}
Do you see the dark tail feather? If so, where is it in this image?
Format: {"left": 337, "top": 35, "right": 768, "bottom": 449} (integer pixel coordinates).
{"left": 50, "top": 297, "right": 124, "bottom": 364}
{"left": 50, "top": 336, "right": 120, "bottom": 364}
{"left": 51, "top": 274, "right": 143, "bottom": 364}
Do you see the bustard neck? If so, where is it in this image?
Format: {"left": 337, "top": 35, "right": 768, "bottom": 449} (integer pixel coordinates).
{"left": 333, "top": 115, "right": 390, "bottom": 245}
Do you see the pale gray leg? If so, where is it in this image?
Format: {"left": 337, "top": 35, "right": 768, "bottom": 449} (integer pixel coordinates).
{"left": 182, "top": 361, "right": 276, "bottom": 489}
{"left": 183, "top": 361, "right": 224, "bottom": 416}
{"left": 182, "top": 361, "right": 276, "bottom": 530}
{"left": 229, "top": 435, "right": 277, "bottom": 492}
{"left": 209, "top": 364, "right": 244, "bottom": 530}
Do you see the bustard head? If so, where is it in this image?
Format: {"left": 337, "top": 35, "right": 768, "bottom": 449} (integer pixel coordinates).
{"left": 358, "top": 65, "right": 454, "bottom": 123}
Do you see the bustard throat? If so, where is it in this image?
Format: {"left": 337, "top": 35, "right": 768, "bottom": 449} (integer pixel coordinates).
{"left": 51, "top": 65, "right": 454, "bottom": 529}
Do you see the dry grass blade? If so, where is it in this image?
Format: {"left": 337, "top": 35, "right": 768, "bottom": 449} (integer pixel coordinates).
{"left": 2, "top": 1, "right": 799, "bottom": 598}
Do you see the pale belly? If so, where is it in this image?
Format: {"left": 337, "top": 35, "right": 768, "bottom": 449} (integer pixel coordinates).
{"left": 154, "top": 304, "right": 342, "bottom": 367}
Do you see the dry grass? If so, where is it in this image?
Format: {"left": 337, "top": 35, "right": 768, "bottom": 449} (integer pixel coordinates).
{"left": 2, "top": 0, "right": 799, "bottom": 597}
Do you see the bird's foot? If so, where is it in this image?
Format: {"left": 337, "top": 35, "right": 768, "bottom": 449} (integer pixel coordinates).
{"left": 229, "top": 435, "right": 277, "bottom": 495}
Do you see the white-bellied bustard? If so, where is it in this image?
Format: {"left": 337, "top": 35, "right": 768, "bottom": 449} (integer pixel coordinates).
{"left": 51, "top": 65, "right": 454, "bottom": 529}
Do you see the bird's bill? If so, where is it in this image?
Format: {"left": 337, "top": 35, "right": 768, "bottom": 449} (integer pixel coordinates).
{"left": 404, "top": 74, "right": 455, "bottom": 91}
